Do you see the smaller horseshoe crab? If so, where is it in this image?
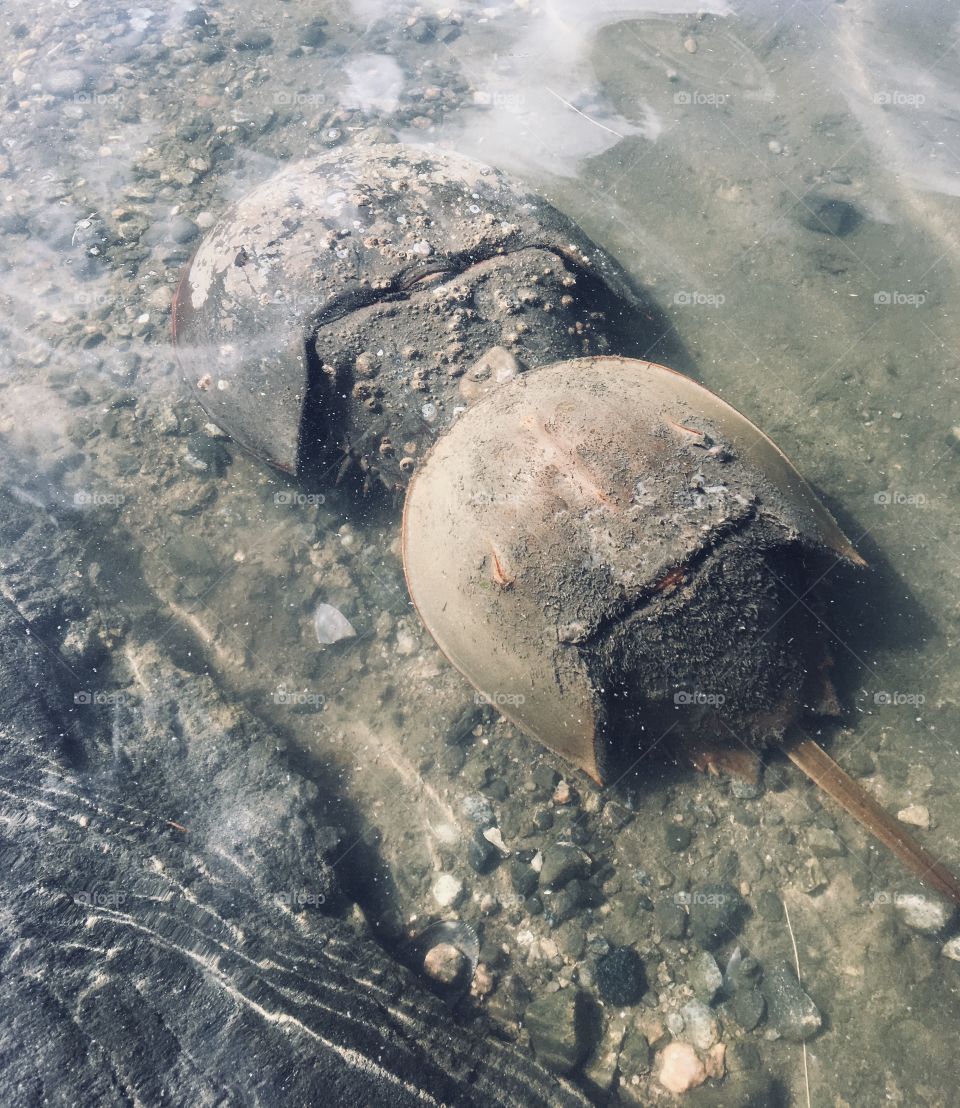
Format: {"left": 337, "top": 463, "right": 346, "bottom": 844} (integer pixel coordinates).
{"left": 172, "top": 144, "right": 655, "bottom": 493}
{"left": 402, "top": 356, "right": 960, "bottom": 902}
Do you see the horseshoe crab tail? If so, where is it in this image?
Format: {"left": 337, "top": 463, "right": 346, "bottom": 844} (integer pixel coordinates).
{"left": 786, "top": 734, "right": 960, "bottom": 907}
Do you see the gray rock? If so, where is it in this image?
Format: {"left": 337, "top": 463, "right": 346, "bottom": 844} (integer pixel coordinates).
{"left": 687, "top": 884, "right": 745, "bottom": 950}
{"left": 665, "top": 824, "right": 692, "bottom": 852}
{"left": 540, "top": 843, "right": 591, "bottom": 890}
{"left": 44, "top": 68, "right": 89, "bottom": 98}
{"left": 728, "top": 985, "right": 765, "bottom": 1031}
{"left": 687, "top": 951, "right": 723, "bottom": 1003}
{"left": 760, "top": 961, "right": 822, "bottom": 1042}
{"left": 895, "top": 892, "right": 956, "bottom": 935}
{"left": 544, "top": 879, "right": 586, "bottom": 928}
{"left": 235, "top": 30, "right": 273, "bottom": 51}
{"left": 169, "top": 216, "right": 200, "bottom": 244}
{"left": 655, "top": 897, "right": 688, "bottom": 940}
{"left": 523, "top": 989, "right": 591, "bottom": 1075}
{"left": 806, "top": 828, "right": 846, "bottom": 857}
{"left": 680, "top": 1000, "right": 718, "bottom": 1050}
{"left": 796, "top": 192, "right": 861, "bottom": 236}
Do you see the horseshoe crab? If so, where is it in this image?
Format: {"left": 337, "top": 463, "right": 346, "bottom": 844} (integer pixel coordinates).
{"left": 172, "top": 144, "right": 654, "bottom": 493}
{"left": 402, "top": 356, "right": 960, "bottom": 903}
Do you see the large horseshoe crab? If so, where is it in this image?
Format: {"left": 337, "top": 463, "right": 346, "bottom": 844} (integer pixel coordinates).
{"left": 401, "top": 356, "right": 960, "bottom": 904}
{"left": 171, "top": 150, "right": 960, "bottom": 905}
{"left": 171, "top": 143, "right": 655, "bottom": 493}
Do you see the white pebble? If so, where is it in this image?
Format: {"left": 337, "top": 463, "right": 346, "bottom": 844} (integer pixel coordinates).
{"left": 432, "top": 874, "right": 464, "bottom": 908}
{"left": 897, "top": 804, "right": 930, "bottom": 829}
{"left": 312, "top": 603, "right": 356, "bottom": 646}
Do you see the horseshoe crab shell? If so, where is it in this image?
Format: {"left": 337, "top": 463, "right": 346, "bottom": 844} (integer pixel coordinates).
{"left": 402, "top": 357, "right": 865, "bottom": 784}
{"left": 171, "top": 144, "right": 646, "bottom": 480}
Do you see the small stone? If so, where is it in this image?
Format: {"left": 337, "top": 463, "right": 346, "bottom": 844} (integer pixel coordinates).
{"left": 461, "top": 794, "right": 495, "bottom": 826}
{"left": 544, "top": 880, "right": 585, "bottom": 927}
{"left": 665, "top": 824, "right": 692, "bottom": 852}
{"left": 539, "top": 843, "right": 590, "bottom": 890}
{"left": 298, "top": 18, "right": 328, "bottom": 46}
{"left": 472, "top": 962, "right": 495, "bottom": 996}
{"left": 423, "top": 942, "right": 466, "bottom": 986}
{"left": 468, "top": 829, "right": 500, "bottom": 875}
{"left": 655, "top": 897, "right": 687, "bottom": 940}
{"left": 235, "top": 30, "right": 273, "bottom": 51}
{"left": 312, "top": 603, "right": 356, "bottom": 646}
{"left": 432, "top": 874, "right": 464, "bottom": 909}
{"left": 44, "top": 68, "right": 88, "bottom": 98}
{"left": 532, "top": 764, "right": 560, "bottom": 791}
{"left": 169, "top": 216, "right": 200, "bottom": 244}
{"left": 595, "top": 946, "right": 645, "bottom": 1007}
{"left": 687, "top": 951, "right": 723, "bottom": 1004}
{"left": 553, "top": 779, "right": 572, "bottom": 804}
{"left": 894, "top": 892, "right": 954, "bottom": 934}
{"left": 942, "top": 936, "right": 960, "bottom": 961}
{"left": 558, "top": 923, "right": 587, "bottom": 960}
{"left": 583, "top": 1016, "right": 627, "bottom": 1094}
{"left": 806, "top": 827, "right": 846, "bottom": 858}
{"left": 760, "top": 961, "right": 821, "bottom": 1042}
{"left": 683, "top": 36, "right": 698, "bottom": 54}
{"left": 523, "top": 989, "right": 589, "bottom": 1075}
{"left": 687, "top": 884, "right": 745, "bottom": 950}
{"left": 680, "top": 1000, "right": 718, "bottom": 1050}
{"left": 657, "top": 1041, "right": 706, "bottom": 1095}
{"left": 897, "top": 804, "right": 930, "bottom": 829}
{"left": 509, "top": 858, "right": 538, "bottom": 898}
{"left": 796, "top": 192, "right": 861, "bottom": 237}
{"left": 728, "top": 986, "right": 766, "bottom": 1031}
{"left": 767, "top": 139, "right": 783, "bottom": 154}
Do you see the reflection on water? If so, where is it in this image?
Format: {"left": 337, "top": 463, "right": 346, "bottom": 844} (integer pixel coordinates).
{"left": 2, "top": 0, "right": 960, "bottom": 1102}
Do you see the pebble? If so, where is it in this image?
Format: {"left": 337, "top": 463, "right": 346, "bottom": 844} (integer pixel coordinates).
{"left": 472, "top": 963, "right": 495, "bottom": 997}
{"left": 655, "top": 898, "right": 687, "bottom": 940}
{"left": 44, "top": 68, "right": 88, "bottom": 98}
{"left": 688, "top": 884, "right": 745, "bottom": 950}
{"left": 806, "top": 827, "right": 846, "bottom": 857}
{"left": 169, "top": 215, "right": 200, "bottom": 244}
{"left": 665, "top": 824, "right": 692, "bottom": 852}
{"left": 523, "top": 989, "right": 589, "bottom": 1075}
{"left": 298, "top": 18, "right": 328, "bottom": 47}
{"left": 461, "top": 794, "right": 495, "bottom": 827}
{"left": 423, "top": 942, "right": 466, "bottom": 986}
{"left": 688, "top": 951, "right": 723, "bottom": 1004}
{"left": 468, "top": 829, "right": 500, "bottom": 875}
{"left": 767, "top": 139, "right": 783, "bottom": 154}
{"left": 894, "top": 892, "right": 954, "bottom": 934}
{"left": 680, "top": 1000, "right": 719, "bottom": 1050}
{"left": 539, "top": 843, "right": 590, "bottom": 890}
{"left": 897, "top": 804, "right": 930, "bottom": 829}
{"left": 432, "top": 874, "right": 464, "bottom": 909}
{"left": 796, "top": 192, "right": 861, "bottom": 237}
{"left": 509, "top": 858, "right": 539, "bottom": 899}
{"left": 942, "top": 936, "right": 960, "bottom": 961}
{"left": 760, "top": 961, "right": 821, "bottom": 1042}
{"left": 595, "top": 946, "right": 645, "bottom": 1006}
{"left": 729, "top": 985, "right": 766, "bottom": 1031}
{"left": 657, "top": 1041, "right": 706, "bottom": 1095}
{"left": 312, "top": 603, "right": 356, "bottom": 646}
{"left": 235, "top": 30, "right": 273, "bottom": 51}
{"left": 543, "top": 880, "right": 586, "bottom": 927}
{"left": 683, "top": 36, "right": 698, "bottom": 54}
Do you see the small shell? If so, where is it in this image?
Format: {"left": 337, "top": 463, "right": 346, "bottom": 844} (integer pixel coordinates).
{"left": 312, "top": 602, "right": 356, "bottom": 646}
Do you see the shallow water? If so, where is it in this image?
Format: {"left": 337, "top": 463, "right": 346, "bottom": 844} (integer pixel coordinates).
{"left": 3, "top": 0, "right": 960, "bottom": 1103}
